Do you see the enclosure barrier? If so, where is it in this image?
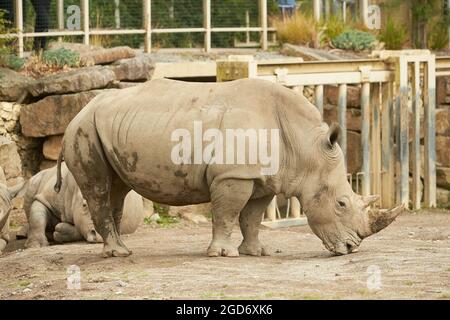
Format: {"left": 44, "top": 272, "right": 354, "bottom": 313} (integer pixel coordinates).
{"left": 2, "top": 0, "right": 275, "bottom": 57}
{"left": 217, "top": 50, "right": 439, "bottom": 225}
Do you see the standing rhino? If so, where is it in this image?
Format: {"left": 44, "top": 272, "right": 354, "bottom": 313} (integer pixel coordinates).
{"left": 24, "top": 162, "right": 144, "bottom": 248}
{"left": 58, "top": 78, "right": 402, "bottom": 258}
{"left": 0, "top": 167, "right": 24, "bottom": 254}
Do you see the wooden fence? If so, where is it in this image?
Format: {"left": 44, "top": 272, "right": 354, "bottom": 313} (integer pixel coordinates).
{"left": 217, "top": 50, "right": 442, "bottom": 225}
{"left": 2, "top": 0, "right": 275, "bottom": 57}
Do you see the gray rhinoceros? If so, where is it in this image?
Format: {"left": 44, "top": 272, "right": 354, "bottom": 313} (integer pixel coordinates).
{"left": 0, "top": 166, "right": 24, "bottom": 254}
{"left": 57, "top": 78, "right": 403, "bottom": 258}
{"left": 24, "top": 162, "right": 144, "bottom": 248}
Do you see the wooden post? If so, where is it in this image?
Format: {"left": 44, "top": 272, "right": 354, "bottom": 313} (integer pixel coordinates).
{"left": 315, "top": 85, "right": 324, "bottom": 116}
{"left": 203, "top": 0, "right": 211, "bottom": 52}
{"left": 370, "top": 83, "right": 381, "bottom": 202}
{"left": 395, "top": 56, "right": 409, "bottom": 207}
{"left": 423, "top": 56, "right": 437, "bottom": 207}
{"left": 338, "top": 84, "right": 347, "bottom": 167}
{"left": 57, "top": 0, "right": 64, "bottom": 42}
{"left": 15, "top": 0, "right": 23, "bottom": 57}
{"left": 411, "top": 61, "right": 421, "bottom": 210}
{"left": 289, "top": 197, "right": 301, "bottom": 218}
{"left": 361, "top": 81, "right": 371, "bottom": 196}
{"left": 313, "top": 0, "right": 321, "bottom": 22}
{"left": 143, "top": 0, "right": 151, "bottom": 52}
{"left": 381, "top": 82, "right": 395, "bottom": 208}
{"left": 260, "top": 0, "right": 268, "bottom": 50}
{"left": 82, "top": 0, "right": 90, "bottom": 45}
{"left": 266, "top": 196, "right": 277, "bottom": 221}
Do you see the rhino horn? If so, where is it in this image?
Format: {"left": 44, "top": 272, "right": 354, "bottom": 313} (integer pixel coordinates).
{"left": 362, "top": 194, "right": 380, "bottom": 208}
{"left": 362, "top": 205, "right": 404, "bottom": 237}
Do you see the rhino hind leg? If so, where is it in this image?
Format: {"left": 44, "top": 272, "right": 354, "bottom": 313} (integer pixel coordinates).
{"left": 207, "top": 179, "right": 254, "bottom": 257}
{"left": 25, "top": 201, "right": 51, "bottom": 248}
{"left": 53, "top": 222, "right": 84, "bottom": 243}
{"left": 238, "top": 195, "right": 273, "bottom": 256}
{"left": 64, "top": 124, "right": 131, "bottom": 258}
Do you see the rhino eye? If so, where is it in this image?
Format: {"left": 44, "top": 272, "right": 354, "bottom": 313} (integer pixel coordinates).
{"left": 337, "top": 200, "right": 346, "bottom": 208}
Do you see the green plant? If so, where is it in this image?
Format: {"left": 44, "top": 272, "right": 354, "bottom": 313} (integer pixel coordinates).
{"left": 429, "top": 20, "right": 449, "bottom": 50}
{"left": 331, "top": 29, "right": 376, "bottom": 51}
{"left": 274, "top": 12, "right": 319, "bottom": 47}
{"left": 42, "top": 48, "right": 80, "bottom": 68}
{"left": 378, "top": 16, "right": 407, "bottom": 50}
{"left": 320, "top": 15, "right": 346, "bottom": 45}
{"left": 0, "top": 9, "right": 24, "bottom": 70}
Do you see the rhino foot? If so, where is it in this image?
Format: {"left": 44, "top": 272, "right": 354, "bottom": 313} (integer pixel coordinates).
{"left": 25, "top": 235, "right": 49, "bottom": 248}
{"left": 207, "top": 241, "right": 239, "bottom": 257}
{"left": 238, "top": 241, "right": 270, "bottom": 256}
{"left": 0, "top": 238, "right": 6, "bottom": 254}
{"left": 102, "top": 240, "right": 132, "bottom": 258}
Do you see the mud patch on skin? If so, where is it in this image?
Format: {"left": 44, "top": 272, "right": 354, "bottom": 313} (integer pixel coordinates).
{"left": 113, "top": 148, "right": 138, "bottom": 172}
{"left": 174, "top": 170, "right": 188, "bottom": 178}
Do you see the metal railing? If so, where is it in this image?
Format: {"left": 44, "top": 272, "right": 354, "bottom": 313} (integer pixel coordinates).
{"left": 3, "top": 0, "right": 275, "bottom": 57}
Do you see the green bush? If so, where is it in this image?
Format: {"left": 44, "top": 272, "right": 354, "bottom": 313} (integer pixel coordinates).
{"left": 331, "top": 29, "right": 376, "bottom": 51}
{"left": 378, "top": 16, "right": 407, "bottom": 50}
{"left": 42, "top": 48, "right": 80, "bottom": 68}
{"left": 429, "top": 20, "right": 449, "bottom": 50}
{"left": 320, "top": 15, "right": 346, "bottom": 44}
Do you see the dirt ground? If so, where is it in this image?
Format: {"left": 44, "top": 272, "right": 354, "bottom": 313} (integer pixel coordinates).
{"left": 0, "top": 210, "right": 449, "bottom": 300}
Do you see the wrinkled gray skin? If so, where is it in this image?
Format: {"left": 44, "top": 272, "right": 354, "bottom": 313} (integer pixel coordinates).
{"left": 59, "top": 78, "right": 402, "bottom": 258}
{"left": 0, "top": 167, "right": 25, "bottom": 254}
{"left": 24, "top": 162, "right": 144, "bottom": 248}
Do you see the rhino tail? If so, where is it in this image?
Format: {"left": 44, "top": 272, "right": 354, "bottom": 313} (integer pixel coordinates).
{"left": 54, "top": 144, "right": 64, "bottom": 193}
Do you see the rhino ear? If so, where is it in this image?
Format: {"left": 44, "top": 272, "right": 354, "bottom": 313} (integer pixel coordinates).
{"left": 327, "top": 123, "right": 341, "bottom": 148}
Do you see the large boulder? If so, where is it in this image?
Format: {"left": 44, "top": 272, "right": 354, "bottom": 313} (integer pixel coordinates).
{"left": 0, "top": 102, "right": 21, "bottom": 135}
{"left": 20, "top": 90, "right": 112, "bottom": 137}
{"left": 0, "top": 136, "right": 22, "bottom": 182}
{"left": 0, "top": 68, "right": 32, "bottom": 102}
{"left": 437, "top": 166, "right": 450, "bottom": 190}
{"left": 26, "top": 66, "right": 116, "bottom": 98}
{"left": 324, "top": 85, "right": 361, "bottom": 108}
{"left": 323, "top": 106, "right": 361, "bottom": 132}
{"left": 346, "top": 131, "right": 362, "bottom": 174}
{"left": 110, "top": 54, "right": 155, "bottom": 82}
{"left": 80, "top": 46, "right": 136, "bottom": 66}
{"left": 436, "top": 136, "right": 450, "bottom": 167}
{"left": 436, "top": 107, "right": 450, "bottom": 136}
{"left": 43, "top": 135, "right": 63, "bottom": 161}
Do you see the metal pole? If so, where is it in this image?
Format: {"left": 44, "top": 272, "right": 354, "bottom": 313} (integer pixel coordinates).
{"left": 15, "top": 0, "right": 23, "bottom": 57}
{"left": 82, "top": 0, "right": 89, "bottom": 45}
{"left": 260, "top": 0, "right": 268, "bottom": 50}
{"left": 361, "top": 82, "right": 371, "bottom": 196}
{"left": 315, "top": 85, "right": 324, "bottom": 116}
{"left": 203, "top": 0, "right": 211, "bottom": 52}
{"left": 360, "top": 0, "right": 368, "bottom": 27}
{"left": 313, "top": 0, "right": 321, "bottom": 22}
{"left": 57, "top": 0, "right": 64, "bottom": 42}
{"left": 143, "top": 0, "right": 151, "bottom": 52}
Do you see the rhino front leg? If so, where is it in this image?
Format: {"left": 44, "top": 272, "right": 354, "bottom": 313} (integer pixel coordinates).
{"left": 207, "top": 179, "right": 253, "bottom": 257}
{"left": 53, "top": 222, "right": 84, "bottom": 243}
{"left": 25, "top": 201, "right": 51, "bottom": 248}
{"left": 238, "top": 195, "right": 273, "bottom": 256}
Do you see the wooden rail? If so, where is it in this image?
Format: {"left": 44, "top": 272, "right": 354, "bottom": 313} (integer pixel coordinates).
{"left": 217, "top": 51, "right": 441, "bottom": 224}
{"left": 4, "top": 0, "right": 274, "bottom": 57}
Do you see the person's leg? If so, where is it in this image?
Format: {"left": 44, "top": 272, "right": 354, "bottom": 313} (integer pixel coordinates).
{"left": 31, "top": 0, "right": 51, "bottom": 50}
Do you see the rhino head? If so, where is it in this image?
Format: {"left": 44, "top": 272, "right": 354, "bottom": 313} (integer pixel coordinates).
{"left": 0, "top": 180, "right": 25, "bottom": 232}
{"left": 298, "top": 123, "right": 403, "bottom": 255}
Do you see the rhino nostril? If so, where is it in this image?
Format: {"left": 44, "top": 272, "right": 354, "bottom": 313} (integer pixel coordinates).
{"left": 346, "top": 243, "right": 353, "bottom": 252}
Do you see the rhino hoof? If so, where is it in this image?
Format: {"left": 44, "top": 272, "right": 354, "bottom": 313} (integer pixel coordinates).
{"left": 25, "top": 236, "right": 49, "bottom": 248}
{"left": 102, "top": 243, "right": 132, "bottom": 258}
{"left": 207, "top": 243, "right": 239, "bottom": 257}
{"left": 238, "top": 242, "right": 270, "bottom": 256}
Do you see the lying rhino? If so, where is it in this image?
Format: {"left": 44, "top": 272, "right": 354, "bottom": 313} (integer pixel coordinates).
{"left": 58, "top": 78, "right": 402, "bottom": 257}
{"left": 0, "top": 167, "right": 24, "bottom": 254}
{"left": 24, "top": 162, "right": 144, "bottom": 248}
